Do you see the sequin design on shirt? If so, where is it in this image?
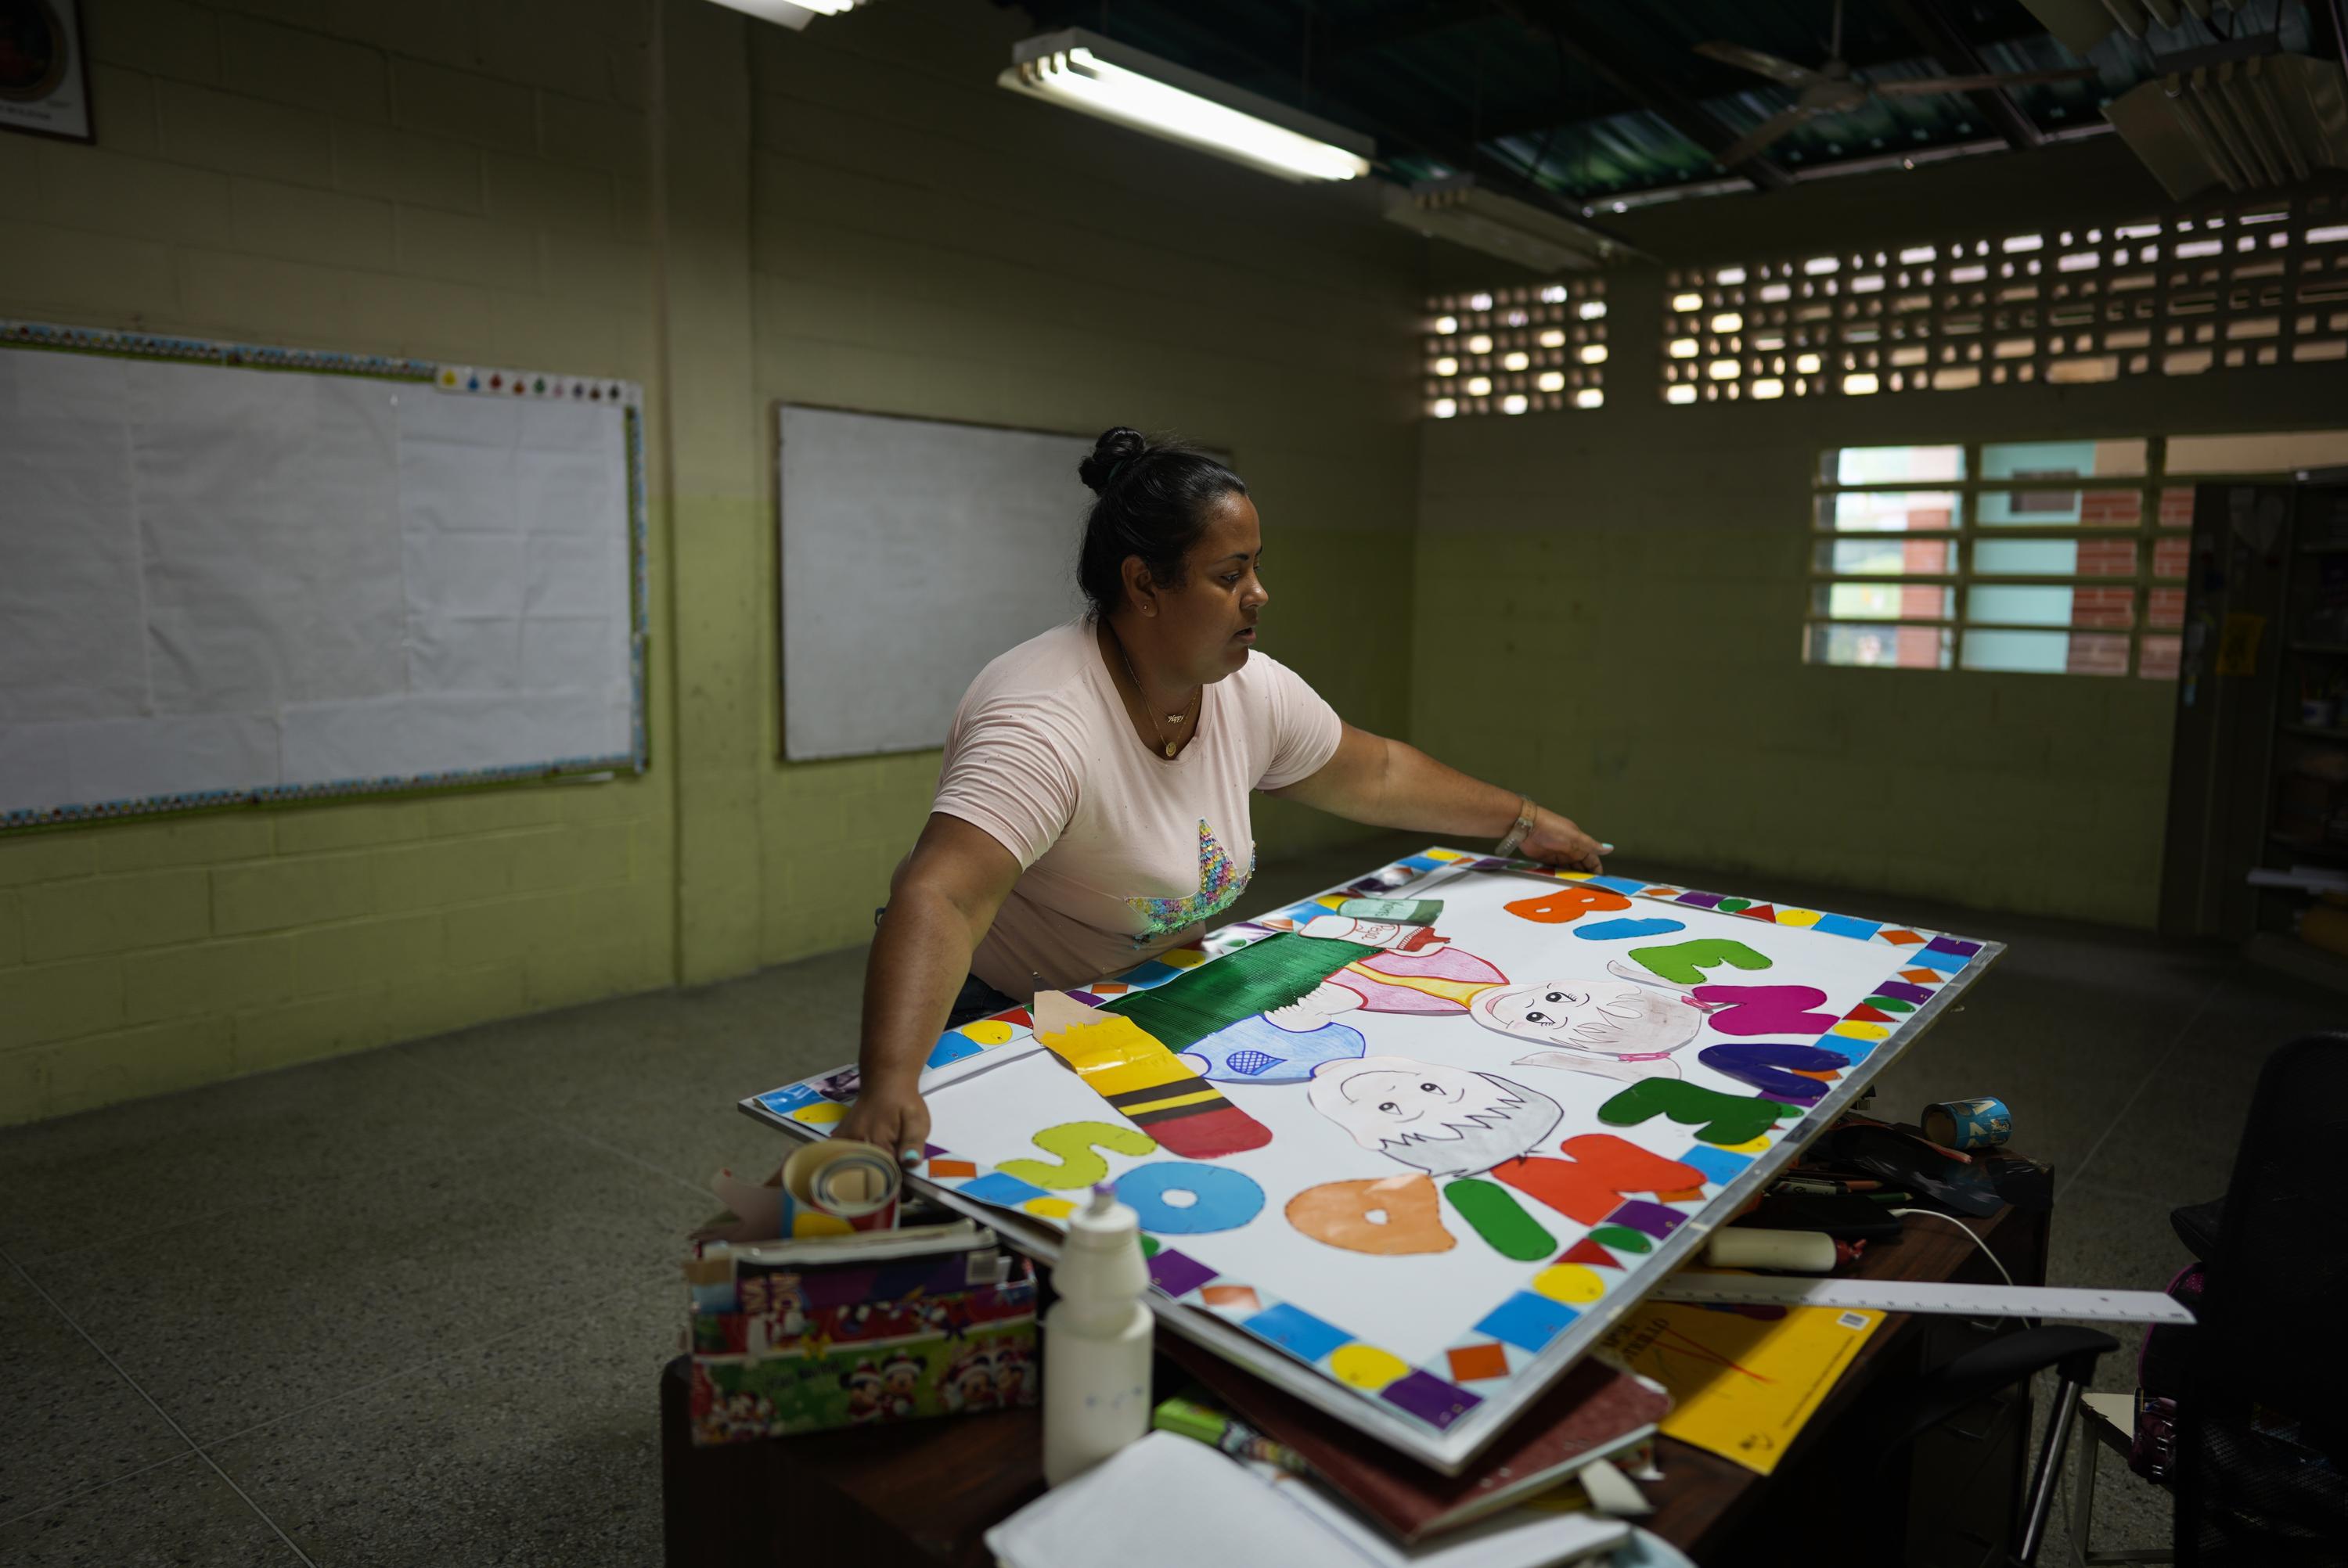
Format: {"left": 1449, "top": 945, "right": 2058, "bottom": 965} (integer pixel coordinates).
{"left": 1128, "top": 820, "right": 1253, "bottom": 939}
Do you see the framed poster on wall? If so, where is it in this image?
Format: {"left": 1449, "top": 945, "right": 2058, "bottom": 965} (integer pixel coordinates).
{"left": 0, "top": 0, "right": 92, "bottom": 145}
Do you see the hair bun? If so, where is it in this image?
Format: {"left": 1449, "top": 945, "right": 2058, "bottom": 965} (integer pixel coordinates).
{"left": 1078, "top": 426, "right": 1147, "bottom": 495}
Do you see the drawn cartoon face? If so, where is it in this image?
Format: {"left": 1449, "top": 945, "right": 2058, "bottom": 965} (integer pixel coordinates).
{"left": 881, "top": 1355, "right": 922, "bottom": 1398}
{"left": 1469, "top": 978, "right": 1702, "bottom": 1059}
{"left": 1306, "top": 1056, "right": 1562, "bottom": 1178}
{"left": 992, "top": 1347, "right": 1028, "bottom": 1401}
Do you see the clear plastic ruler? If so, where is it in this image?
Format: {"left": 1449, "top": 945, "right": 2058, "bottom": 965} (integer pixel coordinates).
{"left": 1650, "top": 1275, "right": 2195, "bottom": 1325}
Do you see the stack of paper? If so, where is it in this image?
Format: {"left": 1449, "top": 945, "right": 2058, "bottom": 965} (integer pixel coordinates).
{"left": 985, "top": 1433, "right": 1627, "bottom": 1568}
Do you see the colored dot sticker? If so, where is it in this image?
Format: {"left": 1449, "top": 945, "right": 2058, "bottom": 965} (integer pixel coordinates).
{"left": 1022, "top": 1196, "right": 1076, "bottom": 1220}
{"left": 960, "top": 1020, "right": 1015, "bottom": 1046}
{"left": 789, "top": 1102, "right": 845, "bottom": 1126}
{"left": 1162, "top": 948, "right": 1206, "bottom": 969}
{"left": 1532, "top": 1264, "right": 1606, "bottom": 1304}
{"left": 1329, "top": 1343, "right": 1411, "bottom": 1390}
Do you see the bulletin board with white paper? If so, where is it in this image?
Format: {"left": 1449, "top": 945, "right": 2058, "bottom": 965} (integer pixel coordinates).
{"left": 0, "top": 321, "right": 646, "bottom": 829}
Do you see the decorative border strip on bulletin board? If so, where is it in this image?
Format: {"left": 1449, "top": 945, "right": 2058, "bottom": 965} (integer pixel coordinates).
{"left": 744, "top": 847, "right": 2000, "bottom": 1473}
{"left": 0, "top": 318, "right": 650, "bottom": 830}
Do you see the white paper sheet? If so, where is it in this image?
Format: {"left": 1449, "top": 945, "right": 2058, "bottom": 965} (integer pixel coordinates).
{"left": 0, "top": 336, "right": 639, "bottom": 819}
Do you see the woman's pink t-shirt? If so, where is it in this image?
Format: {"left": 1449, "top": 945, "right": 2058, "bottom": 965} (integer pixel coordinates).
{"left": 931, "top": 620, "right": 1342, "bottom": 1000}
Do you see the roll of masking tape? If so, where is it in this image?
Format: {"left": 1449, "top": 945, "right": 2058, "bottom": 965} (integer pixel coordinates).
{"left": 779, "top": 1138, "right": 901, "bottom": 1235}
{"left": 1921, "top": 1096, "right": 2012, "bottom": 1153}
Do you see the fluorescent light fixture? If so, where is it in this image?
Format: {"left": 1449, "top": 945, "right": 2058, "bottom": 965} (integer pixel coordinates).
{"left": 707, "top": 0, "right": 865, "bottom": 30}
{"left": 999, "top": 30, "right": 1371, "bottom": 182}
{"left": 1381, "top": 175, "right": 1634, "bottom": 273}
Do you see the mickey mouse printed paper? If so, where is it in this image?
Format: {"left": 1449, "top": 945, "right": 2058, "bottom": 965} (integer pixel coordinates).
{"left": 747, "top": 848, "right": 1998, "bottom": 1472}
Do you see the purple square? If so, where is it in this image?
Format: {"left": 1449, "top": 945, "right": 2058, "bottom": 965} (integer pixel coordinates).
{"left": 1608, "top": 1199, "right": 1690, "bottom": 1240}
{"left": 1381, "top": 1370, "right": 1482, "bottom": 1430}
{"left": 1147, "top": 1249, "right": 1217, "bottom": 1299}
{"left": 1924, "top": 936, "right": 1982, "bottom": 959}
{"left": 1675, "top": 892, "right": 1725, "bottom": 909}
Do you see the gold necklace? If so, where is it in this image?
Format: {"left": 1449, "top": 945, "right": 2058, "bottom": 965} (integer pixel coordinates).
{"left": 1111, "top": 630, "right": 1198, "bottom": 760}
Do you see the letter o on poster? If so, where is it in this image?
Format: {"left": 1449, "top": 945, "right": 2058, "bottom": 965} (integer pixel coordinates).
{"left": 1118, "top": 1161, "right": 1266, "bottom": 1235}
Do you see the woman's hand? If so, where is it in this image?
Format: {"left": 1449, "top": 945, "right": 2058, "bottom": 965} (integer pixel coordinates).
{"left": 1518, "top": 807, "right": 1607, "bottom": 872}
{"left": 834, "top": 1078, "right": 931, "bottom": 1165}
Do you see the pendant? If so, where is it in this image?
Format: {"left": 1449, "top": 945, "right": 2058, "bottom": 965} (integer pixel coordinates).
{"left": 1164, "top": 740, "right": 1179, "bottom": 758}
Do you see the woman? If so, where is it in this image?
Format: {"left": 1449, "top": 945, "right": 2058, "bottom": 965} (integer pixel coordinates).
{"left": 834, "top": 427, "right": 1606, "bottom": 1160}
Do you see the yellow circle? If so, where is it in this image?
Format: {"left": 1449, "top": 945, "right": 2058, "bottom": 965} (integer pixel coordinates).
{"left": 960, "top": 1020, "right": 1015, "bottom": 1046}
{"left": 1831, "top": 1021, "right": 1889, "bottom": 1041}
{"left": 790, "top": 1102, "right": 846, "bottom": 1126}
{"left": 1162, "top": 948, "right": 1205, "bottom": 969}
{"left": 1022, "top": 1196, "right": 1077, "bottom": 1220}
{"left": 1426, "top": 848, "right": 1468, "bottom": 861}
{"left": 1722, "top": 1135, "right": 1772, "bottom": 1154}
{"left": 1328, "top": 1343, "right": 1411, "bottom": 1390}
{"left": 1532, "top": 1264, "right": 1605, "bottom": 1304}
{"left": 1777, "top": 908, "right": 1822, "bottom": 926}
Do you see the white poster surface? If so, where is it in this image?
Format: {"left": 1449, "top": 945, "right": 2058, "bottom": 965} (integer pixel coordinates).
{"left": 750, "top": 851, "right": 1998, "bottom": 1472}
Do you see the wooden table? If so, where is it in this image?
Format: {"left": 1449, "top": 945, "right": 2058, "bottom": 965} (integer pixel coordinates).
{"left": 661, "top": 1187, "right": 2051, "bottom": 1567}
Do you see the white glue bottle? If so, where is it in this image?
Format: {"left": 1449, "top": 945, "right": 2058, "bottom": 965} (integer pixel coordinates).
{"left": 1042, "top": 1182, "right": 1154, "bottom": 1487}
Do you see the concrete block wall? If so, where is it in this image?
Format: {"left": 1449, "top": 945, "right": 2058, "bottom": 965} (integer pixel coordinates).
{"left": 1414, "top": 255, "right": 2345, "bottom": 930}
{"left": 0, "top": 0, "right": 1424, "bottom": 1123}
{"left": 0, "top": 0, "right": 671, "bottom": 1124}
{"left": 737, "top": 0, "right": 1428, "bottom": 966}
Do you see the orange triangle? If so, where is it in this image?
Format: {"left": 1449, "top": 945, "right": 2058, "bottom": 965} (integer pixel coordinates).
{"left": 1789, "top": 1067, "right": 1840, "bottom": 1082}
{"left": 1739, "top": 904, "right": 1778, "bottom": 921}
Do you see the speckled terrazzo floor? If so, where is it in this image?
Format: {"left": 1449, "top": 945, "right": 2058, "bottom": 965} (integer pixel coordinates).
{"left": 0, "top": 830, "right": 2328, "bottom": 1566}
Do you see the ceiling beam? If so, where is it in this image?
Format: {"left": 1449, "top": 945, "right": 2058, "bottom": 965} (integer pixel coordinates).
{"left": 1487, "top": 0, "right": 1791, "bottom": 189}
{"left": 1881, "top": 0, "right": 2045, "bottom": 151}
{"left": 1323, "top": 0, "right": 1496, "bottom": 61}
{"left": 1470, "top": 11, "right": 2055, "bottom": 142}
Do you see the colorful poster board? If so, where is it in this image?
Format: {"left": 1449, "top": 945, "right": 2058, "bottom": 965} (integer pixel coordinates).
{"left": 744, "top": 848, "right": 1999, "bottom": 1472}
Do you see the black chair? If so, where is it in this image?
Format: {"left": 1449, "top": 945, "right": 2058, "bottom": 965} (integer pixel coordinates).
{"left": 2173, "top": 1032, "right": 2348, "bottom": 1566}
{"left": 1833, "top": 1323, "right": 2120, "bottom": 1566}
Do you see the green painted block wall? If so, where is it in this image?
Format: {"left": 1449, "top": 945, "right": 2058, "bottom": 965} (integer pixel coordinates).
{"left": 0, "top": 0, "right": 675, "bottom": 1126}
{"left": 1413, "top": 264, "right": 2346, "bottom": 929}
{"left": 737, "top": 1, "right": 1425, "bottom": 969}
{"left": 0, "top": 0, "right": 1422, "bottom": 1124}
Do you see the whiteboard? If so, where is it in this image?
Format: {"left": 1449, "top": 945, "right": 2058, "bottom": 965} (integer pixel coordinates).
{"left": 779, "top": 406, "right": 1089, "bottom": 761}
{"left": 0, "top": 322, "right": 644, "bottom": 828}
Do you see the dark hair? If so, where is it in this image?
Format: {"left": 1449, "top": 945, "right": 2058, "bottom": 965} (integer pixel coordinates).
{"left": 1075, "top": 426, "right": 1247, "bottom": 619}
